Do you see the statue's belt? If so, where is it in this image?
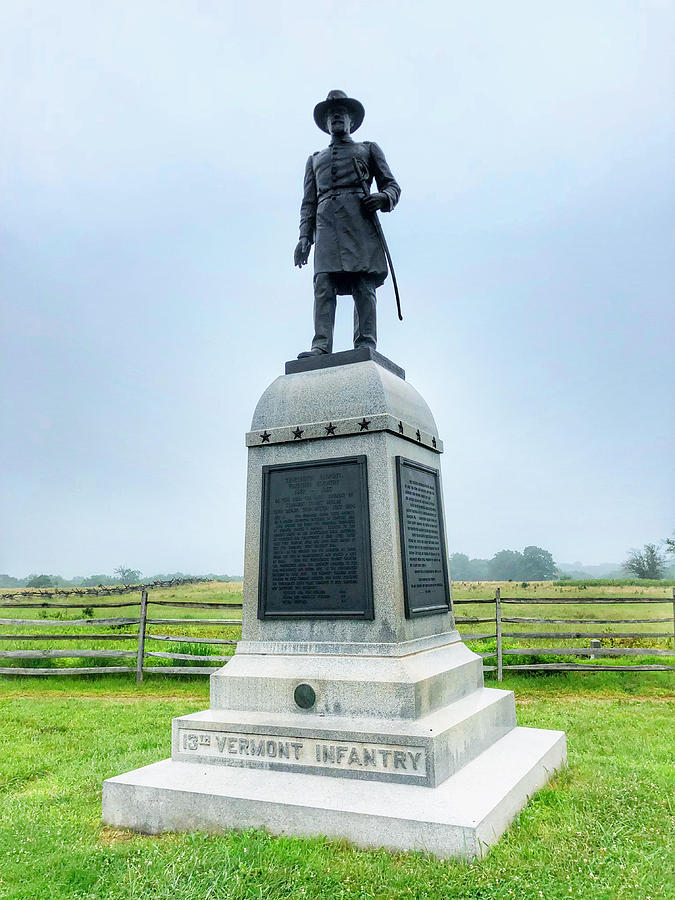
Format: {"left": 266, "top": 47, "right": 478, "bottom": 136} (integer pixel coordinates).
{"left": 317, "top": 190, "right": 364, "bottom": 204}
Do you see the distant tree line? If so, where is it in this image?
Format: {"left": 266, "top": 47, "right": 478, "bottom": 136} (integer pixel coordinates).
{"left": 450, "top": 530, "right": 675, "bottom": 582}
{"left": 3, "top": 531, "right": 673, "bottom": 588}
{"left": 450, "top": 546, "right": 559, "bottom": 581}
{"left": 0, "top": 568, "right": 243, "bottom": 589}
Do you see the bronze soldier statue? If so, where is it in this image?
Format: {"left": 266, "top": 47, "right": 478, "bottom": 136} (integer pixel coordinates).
{"left": 294, "top": 90, "right": 401, "bottom": 358}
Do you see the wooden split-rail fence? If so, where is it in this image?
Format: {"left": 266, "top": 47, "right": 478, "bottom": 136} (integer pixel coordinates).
{"left": 455, "top": 587, "right": 675, "bottom": 680}
{"left": 0, "top": 582, "right": 673, "bottom": 680}
{"left": 0, "top": 579, "right": 242, "bottom": 681}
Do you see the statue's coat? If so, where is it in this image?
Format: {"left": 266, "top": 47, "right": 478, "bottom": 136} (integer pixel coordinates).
{"left": 298, "top": 137, "right": 401, "bottom": 290}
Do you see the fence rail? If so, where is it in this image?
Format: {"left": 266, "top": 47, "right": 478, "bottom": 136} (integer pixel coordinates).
{"left": 455, "top": 588, "right": 675, "bottom": 679}
{"left": 0, "top": 579, "right": 241, "bottom": 679}
{"left": 483, "top": 663, "right": 673, "bottom": 673}
{"left": 0, "top": 582, "right": 673, "bottom": 680}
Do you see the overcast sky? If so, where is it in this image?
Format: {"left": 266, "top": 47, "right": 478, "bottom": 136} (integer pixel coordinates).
{"left": 1, "top": 1, "right": 673, "bottom": 577}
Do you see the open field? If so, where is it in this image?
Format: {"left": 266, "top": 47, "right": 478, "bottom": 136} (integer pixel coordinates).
{"left": 0, "top": 674, "right": 672, "bottom": 899}
{"left": 1, "top": 580, "right": 672, "bottom": 674}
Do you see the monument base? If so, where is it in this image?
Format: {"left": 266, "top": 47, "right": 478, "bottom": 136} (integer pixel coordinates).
{"left": 102, "top": 725, "right": 565, "bottom": 859}
{"left": 102, "top": 355, "right": 567, "bottom": 859}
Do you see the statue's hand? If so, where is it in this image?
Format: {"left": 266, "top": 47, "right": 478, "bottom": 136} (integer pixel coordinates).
{"left": 294, "top": 239, "right": 311, "bottom": 267}
{"left": 361, "top": 192, "right": 389, "bottom": 213}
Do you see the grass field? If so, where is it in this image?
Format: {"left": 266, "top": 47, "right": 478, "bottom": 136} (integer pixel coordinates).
{"left": 1, "top": 582, "right": 673, "bottom": 896}
{"left": 0, "top": 672, "right": 673, "bottom": 899}
{"left": 1, "top": 580, "right": 672, "bottom": 674}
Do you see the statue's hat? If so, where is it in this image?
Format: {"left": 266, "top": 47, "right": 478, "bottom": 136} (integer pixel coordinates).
{"left": 313, "top": 90, "right": 365, "bottom": 133}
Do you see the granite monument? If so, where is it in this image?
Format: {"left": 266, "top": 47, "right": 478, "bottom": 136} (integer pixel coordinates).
{"left": 102, "top": 93, "right": 566, "bottom": 858}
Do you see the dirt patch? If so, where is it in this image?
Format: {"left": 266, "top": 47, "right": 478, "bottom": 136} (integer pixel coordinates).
{"left": 99, "top": 827, "right": 138, "bottom": 845}
{"left": 99, "top": 827, "right": 182, "bottom": 845}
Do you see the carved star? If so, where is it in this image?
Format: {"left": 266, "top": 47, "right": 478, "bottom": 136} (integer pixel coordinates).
{"left": 416, "top": 429, "right": 421, "bottom": 442}
{"left": 325, "top": 422, "right": 337, "bottom": 435}
{"left": 398, "top": 421, "right": 404, "bottom": 434}
{"left": 292, "top": 427, "right": 304, "bottom": 440}
{"left": 358, "top": 417, "right": 371, "bottom": 431}
{"left": 432, "top": 436, "right": 437, "bottom": 448}
{"left": 260, "top": 431, "right": 271, "bottom": 443}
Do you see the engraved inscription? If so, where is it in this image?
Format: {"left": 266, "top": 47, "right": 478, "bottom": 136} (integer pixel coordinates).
{"left": 270, "top": 469, "right": 356, "bottom": 602}
{"left": 396, "top": 457, "right": 451, "bottom": 617}
{"left": 258, "top": 457, "right": 373, "bottom": 618}
{"left": 178, "top": 729, "right": 427, "bottom": 778}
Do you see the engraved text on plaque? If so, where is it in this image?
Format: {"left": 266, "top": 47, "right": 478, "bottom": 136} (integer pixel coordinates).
{"left": 258, "top": 456, "right": 373, "bottom": 619}
{"left": 396, "top": 457, "right": 451, "bottom": 617}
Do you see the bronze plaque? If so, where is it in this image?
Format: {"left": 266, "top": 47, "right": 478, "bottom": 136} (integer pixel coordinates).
{"left": 396, "top": 457, "right": 451, "bottom": 617}
{"left": 258, "top": 456, "right": 373, "bottom": 619}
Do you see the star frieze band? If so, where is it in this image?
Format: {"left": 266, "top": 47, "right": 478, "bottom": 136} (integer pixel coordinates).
{"left": 246, "top": 413, "right": 443, "bottom": 453}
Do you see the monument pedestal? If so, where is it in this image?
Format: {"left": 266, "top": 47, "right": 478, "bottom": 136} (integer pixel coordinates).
{"left": 103, "top": 352, "right": 565, "bottom": 858}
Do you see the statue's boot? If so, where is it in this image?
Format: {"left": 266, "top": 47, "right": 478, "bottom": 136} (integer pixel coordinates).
{"left": 297, "top": 348, "right": 327, "bottom": 359}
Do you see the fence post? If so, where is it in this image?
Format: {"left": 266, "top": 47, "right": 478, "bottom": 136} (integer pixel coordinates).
{"left": 672, "top": 588, "right": 675, "bottom": 652}
{"left": 495, "top": 587, "right": 503, "bottom": 682}
{"left": 135, "top": 588, "right": 148, "bottom": 683}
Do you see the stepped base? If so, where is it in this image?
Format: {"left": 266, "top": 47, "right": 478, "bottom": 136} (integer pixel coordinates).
{"left": 209, "top": 639, "right": 483, "bottom": 721}
{"left": 171, "top": 687, "right": 516, "bottom": 787}
{"left": 103, "top": 726, "right": 566, "bottom": 859}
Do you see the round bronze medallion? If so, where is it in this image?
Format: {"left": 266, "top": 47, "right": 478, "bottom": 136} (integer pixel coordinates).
{"left": 294, "top": 683, "right": 316, "bottom": 709}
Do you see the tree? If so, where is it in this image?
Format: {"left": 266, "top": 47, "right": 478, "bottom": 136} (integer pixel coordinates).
{"left": 485, "top": 546, "right": 559, "bottom": 581}
{"left": 449, "top": 553, "right": 472, "bottom": 580}
{"left": 664, "top": 532, "right": 675, "bottom": 555}
{"left": 449, "top": 554, "right": 491, "bottom": 580}
{"left": 487, "top": 550, "right": 523, "bottom": 581}
{"left": 113, "top": 567, "right": 142, "bottom": 586}
{"left": 521, "top": 546, "right": 558, "bottom": 581}
{"left": 468, "top": 558, "right": 490, "bottom": 580}
{"left": 26, "top": 574, "right": 53, "bottom": 588}
{"left": 623, "top": 544, "right": 666, "bottom": 580}
{"left": 0, "top": 574, "right": 20, "bottom": 588}
{"left": 79, "top": 574, "right": 116, "bottom": 586}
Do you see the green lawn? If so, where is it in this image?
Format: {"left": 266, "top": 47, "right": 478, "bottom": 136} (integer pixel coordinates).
{"left": 0, "top": 674, "right": 673, "bottom": 899}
